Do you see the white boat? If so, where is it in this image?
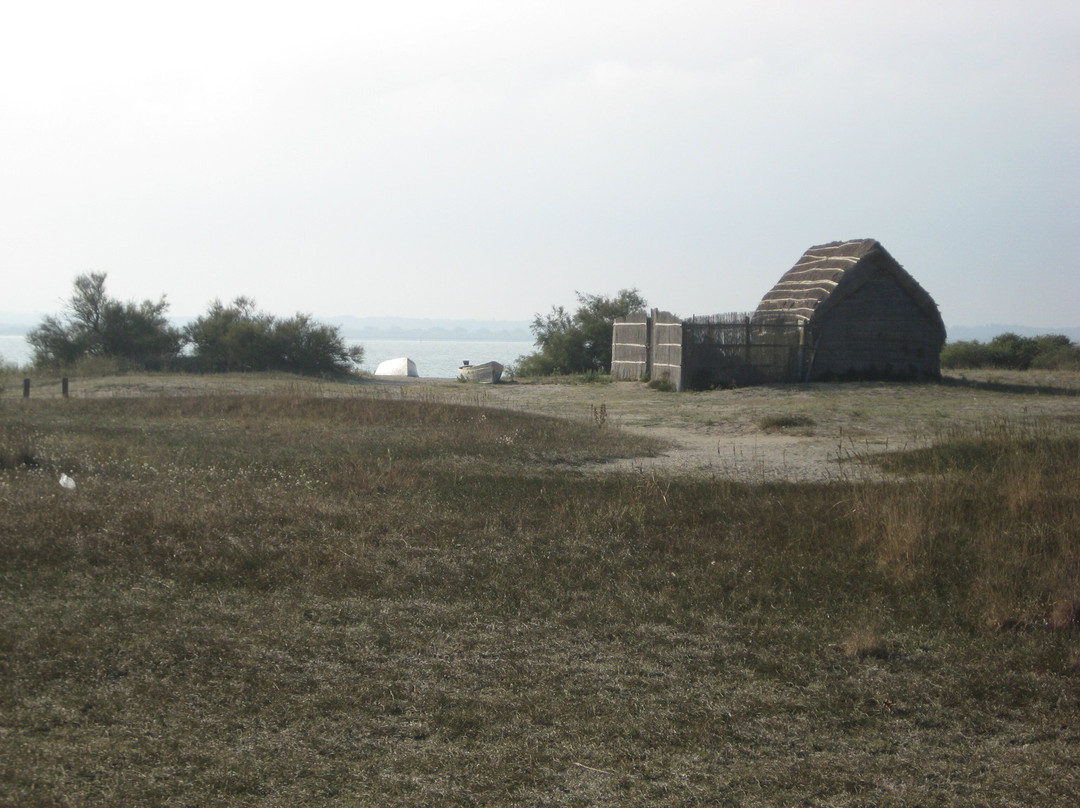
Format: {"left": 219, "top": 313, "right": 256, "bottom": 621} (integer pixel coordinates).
{"left": 374, "top": 357, "right": 419, "bottom": 377}
{"left": 458, "top": 360, "right": 503, "bottom": 383}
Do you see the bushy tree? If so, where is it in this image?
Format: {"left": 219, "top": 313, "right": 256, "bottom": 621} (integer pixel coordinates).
{"left": 99, "top": 298, "right": 184, "bottom": 368}
{"left": 516, "top": 289, "right": 647, "bottom": 376}
{"left": 271, "top": 313, "right": 362, "bottom": 375}
{"left": 184, "top": 298, "right": 363, "bottom": 375}
{"left": 183, "top": 298, "right": 268, "bottom": 372}
{"left": 28, "top": 273, "right": 183, "bottom": 368}
{"left": 26, "top": 314, "right": 85, "bottom": 365}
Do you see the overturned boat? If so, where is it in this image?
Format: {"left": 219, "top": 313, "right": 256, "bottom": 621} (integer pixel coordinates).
{"left": 374, "top": 357, "right": 419, "bottom": 377}
{"left": 458, "top": 360, "right": 503, "bottom": 383}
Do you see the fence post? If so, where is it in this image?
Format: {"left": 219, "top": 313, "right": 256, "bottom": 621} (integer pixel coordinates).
{"left": 795, "top": 324, "right": 803, "bottom": 381}
{"left": 62, "top": 378, "right": 69, "bottom": 398}
{"left": 23, "top": 378, "right": 30, "bottom": 398}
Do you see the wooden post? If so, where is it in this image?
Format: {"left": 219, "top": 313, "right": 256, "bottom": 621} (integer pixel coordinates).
{"left": 798, "top": 324, "right": 805, "bottom": 381}
{"left": 62, "top": 378, "right": 69, "bottom": 398}
{"left": 23, "top": 378, "right": 30, "bottom": 398}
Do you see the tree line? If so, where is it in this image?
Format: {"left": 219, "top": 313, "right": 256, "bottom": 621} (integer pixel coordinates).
{"left": 940, "top": 332, "right": 1079, "bottom": 371}
{"left": 28, "top": 273, "right": 363, "bottom": 376}
{"left": 37, "top": 275, "right": 1070, "bottom": 380}
{"left": 28, "top": 273, "right": 643, "bottom": 379}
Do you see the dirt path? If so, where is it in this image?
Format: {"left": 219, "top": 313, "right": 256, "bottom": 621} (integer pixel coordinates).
{"left": 463, "top": 372, "right": 1080, "bottom": 481}
{"left": 468, "top": 382, "right": 904, "bottom": 481}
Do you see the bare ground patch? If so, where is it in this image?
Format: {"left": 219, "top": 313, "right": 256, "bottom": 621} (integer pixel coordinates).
{"left": 463, "top": 371, "right": 1080, "bottom": 480}
{"left": 11, "top": 369, "right": 1080, "bottom": 481}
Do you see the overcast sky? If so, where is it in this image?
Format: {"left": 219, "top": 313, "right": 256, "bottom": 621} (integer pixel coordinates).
{"left": 3, "top": 0, "right": 1077, "bottom": 328}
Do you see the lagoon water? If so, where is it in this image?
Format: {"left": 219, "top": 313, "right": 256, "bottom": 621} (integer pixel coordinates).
{"left": 0, "top": 334, "right": 534, "bottom": 379}
{"left": 357, "top": 339, "right": 533, "bottom": 379}
{"left": 0, "top": 335, "right": 31, "bottom": 367}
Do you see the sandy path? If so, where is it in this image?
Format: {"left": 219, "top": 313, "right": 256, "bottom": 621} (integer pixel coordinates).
{"left": 470, "top": 382, "right": 896, "bottom": 481}
{"left": 457, "top": 373, "right": 1080, "bottom": 481}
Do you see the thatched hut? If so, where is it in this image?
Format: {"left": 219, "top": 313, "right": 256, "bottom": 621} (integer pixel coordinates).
{"left": 753, "top": 239, "right": 945, "bottom": 380}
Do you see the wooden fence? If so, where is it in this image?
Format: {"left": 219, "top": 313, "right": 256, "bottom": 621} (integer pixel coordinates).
{"left": 612, "top": 311, "right": 806, "bottom": 390}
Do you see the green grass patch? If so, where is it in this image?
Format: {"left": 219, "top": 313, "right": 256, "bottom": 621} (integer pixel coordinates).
{"left": 871, "top": 426, "right": 1078, "bottom": 477}
{"left": 758, "top": 413, "right": 815, "bottom": 431}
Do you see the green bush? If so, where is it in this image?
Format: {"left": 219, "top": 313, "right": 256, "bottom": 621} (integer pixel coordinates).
{"left": 27, "top": 275, "right": 364, "bottom": 377}
{"left": 27, "top": 273, "right": 183, "bottom": 369}
{"left": 184, "top": 298, "right": 363, "bottom": 376}
{"left": 940, "top": 332, "right": 1079, "bottom": 370}
{"left": 516, "top": 289, "right": 647, "bottom": 376}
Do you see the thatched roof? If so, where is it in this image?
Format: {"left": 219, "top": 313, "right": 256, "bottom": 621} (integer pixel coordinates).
{"left": 753, "top": 239, "right": 944, "bottom": 334}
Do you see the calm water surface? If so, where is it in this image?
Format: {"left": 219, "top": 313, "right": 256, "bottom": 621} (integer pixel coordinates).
{"left": 0, "top": 335, "right": 31, "bottom": 367}
{"left": 357, "top": 339, "right": 532, "bottom": 378}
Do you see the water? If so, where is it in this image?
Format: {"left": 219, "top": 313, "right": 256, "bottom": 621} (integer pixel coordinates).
{"left": 0, "top": 335, "right": 31, "bottom": 367}
{"left": 0, "top": 334, "right": 534, "bottom": 378}
{"left": 357, "top": 339, "right": 533, "bottom": 378}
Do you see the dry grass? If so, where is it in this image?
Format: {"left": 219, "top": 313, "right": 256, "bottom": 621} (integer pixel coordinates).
{"left": 2, "top": 377, "right": 1079, "bottom": 805}
{"left": 855, "top": 421, "right": 1080, "bottom": 629}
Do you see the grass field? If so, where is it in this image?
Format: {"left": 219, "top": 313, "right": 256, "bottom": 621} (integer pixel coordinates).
{"left": 2, "top": 373, "right": 1079, "bottom": 805}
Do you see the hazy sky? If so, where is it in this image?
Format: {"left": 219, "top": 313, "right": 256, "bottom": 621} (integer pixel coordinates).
{"left": 3, "top": 0, "right": 1077, "bottom": 328}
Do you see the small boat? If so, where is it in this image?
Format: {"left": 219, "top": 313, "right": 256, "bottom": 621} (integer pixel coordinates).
{"left": 458, "top": 360, "right": 503, "bottom": 383}
{"left": 374, "top": 357, "right": 419, "bottom": 377}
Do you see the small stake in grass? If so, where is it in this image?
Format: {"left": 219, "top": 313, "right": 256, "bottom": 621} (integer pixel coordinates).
{"left": 592, "top": 403, "right": 608, "bottom": 428}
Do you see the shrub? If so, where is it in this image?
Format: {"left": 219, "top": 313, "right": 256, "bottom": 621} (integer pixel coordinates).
{"left": 759, "top": 414, "right": 814, "bottom": 431}
{"left": 517, "top": 289, "right": 647, "bottom": 376}
{"left": 941, "top": 332, "right": 1080, "bottom": 370}
{"left": 27, "top": 273, "right": 183, "bottom": 369}
{"left": 184, "top": 298, "right": 362, "bottom": 376}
